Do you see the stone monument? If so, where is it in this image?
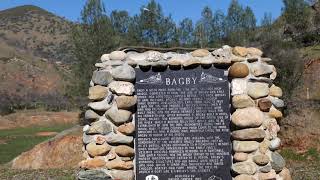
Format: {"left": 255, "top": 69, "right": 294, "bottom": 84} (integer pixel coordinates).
{"left": 78, "top": 46, "right": 291, "bottom": 180}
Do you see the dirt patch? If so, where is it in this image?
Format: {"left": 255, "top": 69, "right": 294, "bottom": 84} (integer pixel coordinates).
{"left": 286, "top": 160, "right": 320, "bottom": 180}
{"left": 280, "top": 107, "right": 320, "bottom": 151}
{"left": 0, "top": 118, "right": 16, "bottom": 130}
{"left": 0, "top": 139, "right": 7, "bottom": 145}
{"left": 282, "top": 134, "right": 320, "bottom": 152}
{"left": 35, "top": 132, "right": 58, "bottom": 137}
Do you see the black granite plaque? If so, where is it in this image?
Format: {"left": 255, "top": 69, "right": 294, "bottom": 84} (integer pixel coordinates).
{"left": 135, "top": 67, "right": 231, "bottom": 180}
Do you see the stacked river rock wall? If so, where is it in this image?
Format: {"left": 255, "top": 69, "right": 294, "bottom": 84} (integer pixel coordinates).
{"left": 78, "top": 45, "right": 291, "bottom": 180}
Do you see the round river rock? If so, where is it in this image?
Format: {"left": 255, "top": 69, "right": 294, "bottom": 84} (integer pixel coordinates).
{"left": 229, "top": 63, "right": 249, "bottom": 78}
{"left": 231, "top": 107, "right": 264, "bottom": 128}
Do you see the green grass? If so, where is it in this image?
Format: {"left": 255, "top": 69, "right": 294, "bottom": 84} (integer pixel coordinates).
{"left": 280, "top": 148, "right": 307, "bottom": 161}
{"left": 0, "top": 124, "right": 74, "bottom": 164}
{"left": 280, "top": 148, "right": 320, "bottom": 162}
{"left": 306, "top": 148, "right": 320, "bottom": 161}
{"left": 302, "top": 45, "right": 320, "bottom": 59}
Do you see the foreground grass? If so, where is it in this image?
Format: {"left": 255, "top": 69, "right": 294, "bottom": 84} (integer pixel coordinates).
{"left": 281, "top": 148, "right": 320, "bottom": 162}
{"left": 0, "top": 167, "right": 77, "bottom": 180}
{"left": 0, "top": 124, "right": 74, "bottom": 164}
{"left": 280, "top": 147, "right": 320, "bottom": 179}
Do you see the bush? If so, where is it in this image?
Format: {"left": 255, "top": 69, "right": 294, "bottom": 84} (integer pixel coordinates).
{"left": 0, "top": 91, "right": 78, "bottom": 115}
{"left": 262, "top": 39, "right": 304, "bottom": 102}
{"left": 295, "top": 31, "right": 320, "bottom": 46}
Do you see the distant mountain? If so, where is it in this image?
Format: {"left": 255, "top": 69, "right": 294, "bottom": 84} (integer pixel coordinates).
{"left": 0, "top": 5, "right": 74, "bottom": 63}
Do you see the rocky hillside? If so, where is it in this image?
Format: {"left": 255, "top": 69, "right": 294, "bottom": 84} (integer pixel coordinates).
{"left": 0, "top": 56, "right": 74, "bottom": 113}
{"left": 0, "top": 5, "right": 74, "bottom": 63}
{"left": 0, "top": 5, "right": 77, "bottom": 114}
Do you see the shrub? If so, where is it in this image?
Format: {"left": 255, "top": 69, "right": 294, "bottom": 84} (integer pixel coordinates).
{"left": 0, "top": 91, "right": 78, "bottom": 115}
{"left": 262, "top": 39, "right": 304, "bottom": 102}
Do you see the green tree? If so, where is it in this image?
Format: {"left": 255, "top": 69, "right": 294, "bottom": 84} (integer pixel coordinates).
{"left": 126, "top": 15, "right": 143, "bottom": 45}
{"left": 212, "top": 10, "right": 226, "bottom": 45}
{"left": 225, "top": 0, "right": 256, "bottom": 45}
{"left": 242, "top": 6, "right": 256, "bottom": 43}
{"left": 157, "top": 15, "right": 177, "bottom": 47}
{"left": 110, "top": 10, "right": 130, "bottom": 35}
{"left": 226, "top": 0, "right": 243, "bottom": 33}
{"left": 242, "top": 7, "right": 256, "bottom": 30}
{"left": 282, "top": 0, "right": 311, "bottom": 35}
{"left": 225, "top": 0, "right": 245, "bottom": 45}
{"left": 110, "top": 10, "right": 130, "bottom": 46}
{"left": 70, "top": 0, "right": 118, "bottom": 96}
{"left": 194, "top": 21, "right": 204, "bottom": 48}
{"left": 259, "top": 12, "right": 276, "bottom": 43}
{"left": 194, "top": 6, "right": 214, "bottom": 47}
{"left": 132, "top": 0, "right": 177, "bottom": 47}
{"left": 261, "top": 12, "right": 273, "bottom": 27}
{"left": 138, "top": 0, "right": 163, "bottom": 46}
{"left": 178, "top": 18, "right": 194, "bottom": 46}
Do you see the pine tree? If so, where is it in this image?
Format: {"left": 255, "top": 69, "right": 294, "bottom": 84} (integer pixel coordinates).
{"left": 138, "top": 0, "right": 163, "bottom": 46}
{"left": 261, "top": 12, "right": 273, "bottom": 27}
{"left": 225, "top": 0, "right": 245, "bottom": 45}
{"left": 194, "top": 6, "right": 214, "bottom": 47}
{"left": 226, "top": 0, "right": 244, "bottom": 33}
{"left": 110, "top": 10, "right": 130, "bottom": 35}
{"left": 133, "top": 0, "right": 177, "bottom": 47}
{"left": 242, "top": 7, "right": 256, "bottom": 31}
{"left": 70, "top": 0, "right": 118, "bottom": 96}
{"left": 242, "top": 6, "right": 256, "bottom": 43}
{"left": 126, "top": 15, "right": 143, "bottom": 45}
{"left": 178, "top": 18, "right": 194, "bottom": 46}
{"left": 110, "top": 10, "right": 130, "bottom": 46}
{"left": 225, "top": 0, "right": 256, "bottom": 45}
{"left": 212, "top": 10, "right": 226, "bottom": 45}
{"left": 282, "top": 0, "right": 311, "bottom": 35}
{"left": 158, "top": 15, "right": 177, "bottom": 47}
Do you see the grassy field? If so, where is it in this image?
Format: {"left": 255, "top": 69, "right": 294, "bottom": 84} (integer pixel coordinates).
{"left": 0, "top": 124, "right": 74, "bottom": 165}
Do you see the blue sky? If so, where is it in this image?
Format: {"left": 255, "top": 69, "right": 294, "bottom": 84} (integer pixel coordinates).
{"left": 0, "top": 0, "right": 284, "bottom": 24}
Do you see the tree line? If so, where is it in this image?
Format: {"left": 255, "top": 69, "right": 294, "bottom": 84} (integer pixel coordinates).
{"left": 70, "top": 0, "right": 319, "bottom": 100}
{"left": 74, "top": 0, "right": 259, "bottom": 49}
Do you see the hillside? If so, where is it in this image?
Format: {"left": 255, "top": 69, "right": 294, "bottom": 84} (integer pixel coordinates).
{"left": 0, "top": 5, "right": 74, "bottom": 63}
{"left": 280, "top": 46, "right": 320, "bottom": 150}
{"left": 0, "top": 56, "right": 73, "bottom": 114}
{"left": 0, "top": 5, "right": 77, "bottom": 114}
